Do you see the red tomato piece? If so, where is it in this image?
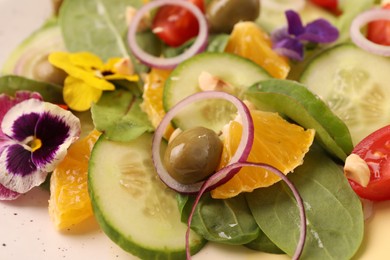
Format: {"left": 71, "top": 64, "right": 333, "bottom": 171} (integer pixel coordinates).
{"left": 367, "top": 3, "right": 390, "bottom": 46}
{"left": 151, "top": 0, "right": 205, "bottom": 47}
{"left": 348, "top": 125, "right": 390, "bottom": 201}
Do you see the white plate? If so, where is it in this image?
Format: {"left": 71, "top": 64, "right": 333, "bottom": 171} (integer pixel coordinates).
{"left": 0, "top": 0, "right": 390, "bottom": 259}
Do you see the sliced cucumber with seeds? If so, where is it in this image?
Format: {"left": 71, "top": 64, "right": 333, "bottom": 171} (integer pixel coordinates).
{"left": 163, "top": 52, "right": 271, "bottom": 132}
{"left": 300, "top": 43, "right": 390, "bottom": 144}
{"left": 88, "top": 133, "right": 206, "bottom": 259}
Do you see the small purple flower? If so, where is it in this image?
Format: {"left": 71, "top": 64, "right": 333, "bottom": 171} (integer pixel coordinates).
{"left": 0, "top": 93, "right": 81, "bottom": 200}
{"left": 271, "top": 10, "right": 339, "bottom": 61}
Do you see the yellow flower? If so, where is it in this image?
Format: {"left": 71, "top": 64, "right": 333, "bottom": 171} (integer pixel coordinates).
{"left": 48, "top": 52, "right": 139, "bottom": 111}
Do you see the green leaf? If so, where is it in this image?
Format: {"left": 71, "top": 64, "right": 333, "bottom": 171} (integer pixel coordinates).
{"left": 206, "top": 34, "right": 230, "bottom": 52}
{"left": 91, "top": 89, "right": 154, "bottom": 141}
{"left": 245, "top": 79, "right": 353, "bottom": 161}
{"left": 0, "top": 75, "right": 63, "bottom": 103}
{"left": 178, "top": 193, "right": 259, "bottom": 245}
{"left": 246, "top": 144, "right": 364, "bottom": 259}
{"left": 59, "top": 0, "right": 143, "bottom": 61}
{"left": 244, "top": 229, "right": 284, "bottom": 254}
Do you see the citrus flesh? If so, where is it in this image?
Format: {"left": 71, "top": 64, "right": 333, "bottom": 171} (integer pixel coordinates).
{"left": 48, "top": 129, "right": 100, "bottom": 230}
{"left": 141, "top": 68, "right": 174, "bottom": 138}
{"left": 211, "top": 109, "right": 315, "bottom": 199}
{"left": 224, "top": 21, "right": 290, "bottom": 79}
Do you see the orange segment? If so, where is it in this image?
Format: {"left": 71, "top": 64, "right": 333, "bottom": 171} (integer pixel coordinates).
{"left": 211, "top": 110, "right": 315, "bottom": 199}
{"left": 141, "top": 68, "right": 174, "bottom": 138}
{"left": 224, "top": 21, "right": 290, "bottom": 79}
{"left": 48, "top": 129, "right": 101, "bottom": 230}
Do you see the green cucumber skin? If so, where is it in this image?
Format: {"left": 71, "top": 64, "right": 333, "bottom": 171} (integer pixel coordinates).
{"left": 2, "top": 18, "right": 65, "bottom": 77}
{"left": 88, "top": 134, "right": 206, "bottom": 260}
{"left": 163, "top": 52, "right": 271, "bottom": 131}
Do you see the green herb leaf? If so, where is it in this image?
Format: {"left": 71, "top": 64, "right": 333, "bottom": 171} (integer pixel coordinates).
{"left": 0, "top": 75, "right": 63, "bottom": 103}
{"left": 59, "top": 0, "right": 143, "bottom": 61}
{"left": 91, "top": 89, "right": 154, "bottom": 141}
{"left": 245, "top": 79, "right": 353, "bottom": 161}
{"left": 246, "top": 144, "right": 364, "bottom": 259}
{"left": 178, "top": 193, "right": 259, "bottom": 245}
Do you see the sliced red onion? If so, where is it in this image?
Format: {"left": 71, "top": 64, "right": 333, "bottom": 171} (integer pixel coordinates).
{"left": 350, "top": 8, "right": 390, "bottom": 56}
{"left": 152, "top": 91, "right": 254, "bottom": 194}
{"left": 185, "top": 162, "right": 307, "bottom": 260}
{"left": 127, "top": 0, "right": 208, "bottom": 69}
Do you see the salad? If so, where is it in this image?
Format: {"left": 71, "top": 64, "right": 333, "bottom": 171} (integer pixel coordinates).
{"left": 0, "top": 0, "right": 390, "bottom": 259}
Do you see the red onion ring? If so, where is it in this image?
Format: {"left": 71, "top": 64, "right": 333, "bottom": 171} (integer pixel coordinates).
{"left": 127, "top": 0, "right": 208, "bottom": 69}
{"left": 185, "top": 161, "right": 307, "bottom": 260}
{"left": 152, "top": 91, "right": 254, "bottom": 194}
{"left": 350, "top": 8, "right": 390, "bottom": 56}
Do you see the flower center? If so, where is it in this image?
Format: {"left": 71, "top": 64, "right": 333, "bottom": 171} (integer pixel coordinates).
{"left": 27, "top": 137, "right": 43, "bottom": 152}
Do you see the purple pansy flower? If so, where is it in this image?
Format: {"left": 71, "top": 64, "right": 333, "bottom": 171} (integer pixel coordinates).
{"left": 0, "top": 92, "right": 81, "bottom": 200}
{"left": 271, "top": 10, "right": 339, "bottom": 61}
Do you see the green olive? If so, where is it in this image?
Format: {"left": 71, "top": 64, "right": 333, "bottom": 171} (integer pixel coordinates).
{"left": 206, "top": 0, "right": 261, "bottom": 33}
{"left": 164, "top": 127, "right": 223, "bottom": 184}
{"left": 33, "top": 55, "right": 67, "bottom": 85}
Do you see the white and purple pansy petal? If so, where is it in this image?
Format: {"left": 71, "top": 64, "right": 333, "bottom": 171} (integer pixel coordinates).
{"left": 0, "top": 183, "right": 21, "bottom": 200}
{"left": 0, "top": 99, "right": 81, "bottom": 194}
{"left": 33, "top": 102, "right": 81, "bottom": 173}
{"left": 0, "top": 91, "right": 42, "bottom": 136}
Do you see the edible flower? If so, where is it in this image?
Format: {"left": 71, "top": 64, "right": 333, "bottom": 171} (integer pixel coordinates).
{"left": 48, "top": 52, "right": 139, "bottom": 111}
{"left": 271, "top": 10, "right": 339, "bottom": 61}
{"left": 0, "top": 91, "right": 81, "bottom": 200}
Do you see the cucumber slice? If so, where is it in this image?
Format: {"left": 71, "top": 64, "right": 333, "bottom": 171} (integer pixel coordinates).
{"left": 256, "top": 1, "right": 337, "bottom": 33}
{"left": 2, "top": 18, "right": 65, "bottom": 80}
{"left": 300, "top": 43, "right": 390, "bottom": 144}
{"left": 88, "top": 133, "right": 206, "bottom": 259}
{"left": 163, "top": 52, "right": 270, "bottom": 131}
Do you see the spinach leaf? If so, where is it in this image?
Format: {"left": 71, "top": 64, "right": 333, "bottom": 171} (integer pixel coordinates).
{"left": 178, "top": 193, "right": 260, "bottom": 245}
{"left": 206, "top": 34, "right": 230, "bottom": 52}
{"left": 59, "top": 0, "right": 143, "bottom": 61}
{"left": 246, "top": 144, "right": 364, "bottom": 259}
{"left": 0, "top": 75, "right": 63, "bottom": 103}
{"left": 244, "top": 229, "right": 284, "bottom": 254}
{"left": 91, "top": 89, "right": 154, "bottom": 141}
{"left": 245, "top": 79, "right": 353, "bottom": 161}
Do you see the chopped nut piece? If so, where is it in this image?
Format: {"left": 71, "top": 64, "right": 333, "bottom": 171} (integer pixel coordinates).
{"left": 114, "top": 58, "right": 134, "bottom": 76}
{"left": 344, "top": 154, "right": 370, "bottom": 187}
{"left": 198, "top": 71, "right": 234, "bottom": 93}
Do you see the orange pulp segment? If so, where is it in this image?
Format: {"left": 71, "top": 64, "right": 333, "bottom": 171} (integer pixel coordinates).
{"left": 211, "top": 110, "right": 315, "bottom": 199}
{"left": 141, "top": 68, "right": 174, "bottom": 138}
{"left": 224, "top": 21, "right": 290, "bottom": 79}
{"left": 48, "top": 129, "right": 101, "bottom": 230}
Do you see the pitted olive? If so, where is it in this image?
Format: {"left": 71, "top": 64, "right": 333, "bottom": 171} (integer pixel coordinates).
{"left": 163, "top": 127, "right": 223, "bottom": 184}
{"left": 206, "top": 0, "right": 260, "bottom": 33}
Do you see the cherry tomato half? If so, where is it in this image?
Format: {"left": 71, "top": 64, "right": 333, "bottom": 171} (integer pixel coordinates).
{"left": 348, "top": 125, "right": 390, "bottom": 201}
{"left": 151, "top": 0, "right": 205, "bottom": 47}
{"left": 367, "top": 3, "right": 390, "bottom": 46}
{"left": 309, "top": 0, "right": 341, "bottom": 15}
